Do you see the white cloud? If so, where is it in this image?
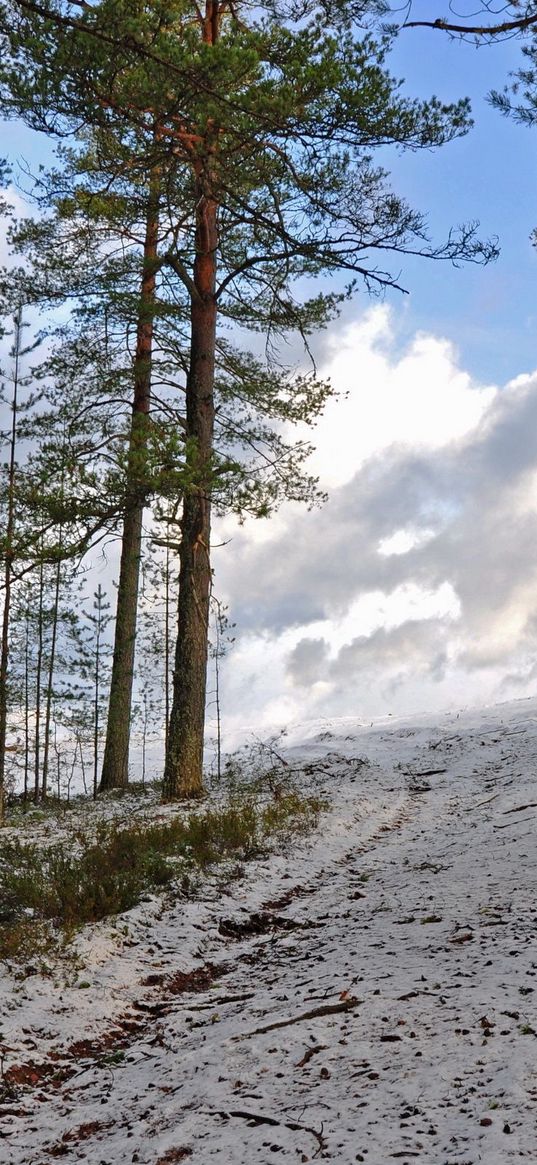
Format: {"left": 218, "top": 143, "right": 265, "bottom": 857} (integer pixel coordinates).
{"left": 377, "top": 526, "right": 437, "bottom": 556}
{"left": 213, "top": 305, "right": 537, "bottom": 743}
{"left": 300, "top": 307, "right": 496, "bottom": 488}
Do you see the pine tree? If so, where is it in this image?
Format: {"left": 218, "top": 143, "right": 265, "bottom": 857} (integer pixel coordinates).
{"left": 0, "top": 307, "right": 23, "bottom": 822}
{"left": 99, "top": 169, "right": 162, "bottom": 791}
{"left": 0, "top": 306, "right": 43, "bottom": 816}
{"left": 77, "top": 584, "right": 113, "bottom": 799}
{"left": 0, "top": 1, "right": 497, "bottom": 801}
{"left": 4, "top": 124, "right": 335, "bottom": 795}
{"left": 131, "top": 543, "right": 178, "bottom": 788}
{"left": 208, "top": 596, "right": 235, "bottom": 783}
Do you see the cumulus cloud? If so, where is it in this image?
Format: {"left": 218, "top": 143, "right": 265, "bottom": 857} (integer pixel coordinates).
{"left": 212, "top": 307, "right": 537, "bottom": 742}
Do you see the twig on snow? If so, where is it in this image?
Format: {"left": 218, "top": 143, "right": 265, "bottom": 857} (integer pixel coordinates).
{"left": 295, "top": 1043, "right": 328, "bottom": 1067}
{"left": 402, "top": 767, "right": 447, "bottom": 778}
{"left": 503, "top": 802, "right": 537, "bottom": 815}
{"left": 234, "top": 996, "right": 361, "bottom": 1039}
{"left": 175, "top": 992, "right": 256, "bottom": 1012}
{"left": 494, "top": 817, "right": 535, "bottom": 830}
{"left": 471, "top": 793, "right": 500, "bottom": 809}
{"left": 429, "top": 735, "right": 461, "bottom": 750}
{"left": 210, "top": 1108, "right": 326, "bottom": 1154}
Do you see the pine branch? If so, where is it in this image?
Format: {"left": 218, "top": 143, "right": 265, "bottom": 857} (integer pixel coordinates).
{"left": 404, "top": 14, "right": 537, "bottom": 37}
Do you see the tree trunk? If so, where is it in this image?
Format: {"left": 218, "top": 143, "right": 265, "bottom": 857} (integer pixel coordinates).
{"left": 163, "top": 184, "right": 217, "bottom": 801}
{"left": 214, "top": 602, "right": 222, "bottom": 783}
{"left": 0, "top": 306, "right": 22, "bottom": 824}
{"left": 164, "top": 528, "right": 171, "bottom": 753}
{"left": 100, "top": 176, "right": 160, "bottom": 791}
{"left": 41, "top": 553, "right": 62, "bottom": 800}
{"left": 23, "top": 602, "right": 30, "bottom": 808}
{"left": 42, "top": 446, "right": 67, "bottom": 800}
{"left": 99, "top": 504, "right": 143, "bottom": 790}
{"left": 34, "top": 557, "right": 44, "bottom": 803}
{"left": 0, "top": 566, "right": 11, "bottom": 824}
{"left": 93, "top": 605, "right": 101, "bottom": 801}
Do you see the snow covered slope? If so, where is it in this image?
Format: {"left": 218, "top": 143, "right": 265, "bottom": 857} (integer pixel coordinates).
{"left": 2, "top": 697, "right": 537, "bottom": 1163}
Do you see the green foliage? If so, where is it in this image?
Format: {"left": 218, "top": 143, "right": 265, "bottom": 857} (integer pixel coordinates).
{"left": 0, "top": 1, "right": 498, "bottom": 537}
{"left": 0, "top": 2, "right": 497, "bottom": 523}
{"left": 489, "top": 14, "right": 537, "bottom": 133}
{"left": 0, "top": 779, "right": 325, "bottom": 959}
{"left": 0, "top": 917, "right": 55, "bottom": 964}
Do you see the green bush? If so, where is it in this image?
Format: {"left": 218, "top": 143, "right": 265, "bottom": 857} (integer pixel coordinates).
{"left": 0, "top": 784, "right": 325, "bottom": 960}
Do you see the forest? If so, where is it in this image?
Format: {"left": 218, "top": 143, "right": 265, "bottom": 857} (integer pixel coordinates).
{"left": 2, "top": 4, "right": 537, "bottom": 1162}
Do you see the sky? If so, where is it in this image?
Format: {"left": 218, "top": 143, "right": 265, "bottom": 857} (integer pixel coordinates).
{"left": 3, "top": 5, "right": 537, "bottom": 750}
{"left": 209, "top": 8, "right": 537, "bottom": 744}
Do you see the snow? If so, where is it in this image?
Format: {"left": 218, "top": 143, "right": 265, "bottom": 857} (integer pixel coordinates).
{"left": 2, "top": 696, "right": 537, "bottom": 1162}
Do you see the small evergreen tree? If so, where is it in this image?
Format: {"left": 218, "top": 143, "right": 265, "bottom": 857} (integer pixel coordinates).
{"left": 208, "top": 596, "right": 235, "bottom": 783}
{"left": 0, "top": 306, "right": 43, "bottom": 816}
{"left": 78, "top": 584, "right": 113, "bottom": 800}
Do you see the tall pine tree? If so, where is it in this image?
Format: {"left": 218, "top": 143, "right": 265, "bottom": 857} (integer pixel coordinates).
{"left": 0, "top": 1, "right": 496, "bottom": 799}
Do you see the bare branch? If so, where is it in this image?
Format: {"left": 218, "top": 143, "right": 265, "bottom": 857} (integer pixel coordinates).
{"left": 404, "top": 13, "right": 537, "bottom": 37}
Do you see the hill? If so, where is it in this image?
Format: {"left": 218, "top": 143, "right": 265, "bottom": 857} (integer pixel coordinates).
{"left": 1, "top": 698, "right": 536, "bottom": 1163}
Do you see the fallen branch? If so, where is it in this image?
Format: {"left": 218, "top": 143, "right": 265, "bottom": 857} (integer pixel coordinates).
{"left": 429, "top": 734, "right": 461, "bottom": 750}
{"left": 403, "top": 767, "right": 447, "bottom": 778}
{"left": 235, "top": 996, "right": 361, "bottom": 1039}
{"left": 471, "top": 793, "right": 499, "bottom": 809}
{"left": 177, "top": 992, "right": 255, "bottom": 1012}
{"left": 295, "top": 1043, "right": 327, "bottom": 1068}
{"left": 210, "top": 1108, "right": 326, "bottom": 1153}
{"left": 503, "top": 802, "right": 537, "bottom": 815}
{"left": 495, "top": 817, "right": 535, "bottom": 830}
{"left": 397, "top": 989, "right": 437, "bottom": 1001}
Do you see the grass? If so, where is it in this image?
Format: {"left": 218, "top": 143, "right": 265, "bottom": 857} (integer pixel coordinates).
{"left": 0, "top": 783, "right": 326, "bottom": 962}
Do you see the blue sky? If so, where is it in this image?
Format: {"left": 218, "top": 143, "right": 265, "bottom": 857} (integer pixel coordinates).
{"left": 384, "top": 18, "right": 537, "bottom": 384}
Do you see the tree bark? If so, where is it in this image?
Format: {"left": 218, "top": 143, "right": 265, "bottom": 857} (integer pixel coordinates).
{"left": 23, "top": 601, "right": 30, "bottom": 807}
{"left": 34, "top": 556, "right": 44, "bottom": 803}
{"left": 0, "top": 549, "right": 12, "bottom": 825}
{"left": 163, "top": 2, "right": 221, "bottom": 801}
{"left": 163, "top": 182, "right": 217, "bottom": 800}
{"left": 100, "top": 176, "right": 160, "bottom": 791}
{"left": 41, "top": 552, "right": 61, "bottom": 800}
{"left": 93, "top": 585, "right": 104, "bottom": 800}
{"left": 42, "top": 452, "right": 65, "bottom": 803}
{"left": 0, "top": 307, "right": 23, "bottom": 823}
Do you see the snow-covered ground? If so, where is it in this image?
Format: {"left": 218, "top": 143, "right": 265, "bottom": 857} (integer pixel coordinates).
{"left": 2, "top": 697, "right": 537, "bottom": 1163}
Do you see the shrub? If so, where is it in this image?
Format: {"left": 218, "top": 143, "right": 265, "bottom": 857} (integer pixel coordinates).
{"left": 0, "top": 782, "right": 325, "bottom": 960}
